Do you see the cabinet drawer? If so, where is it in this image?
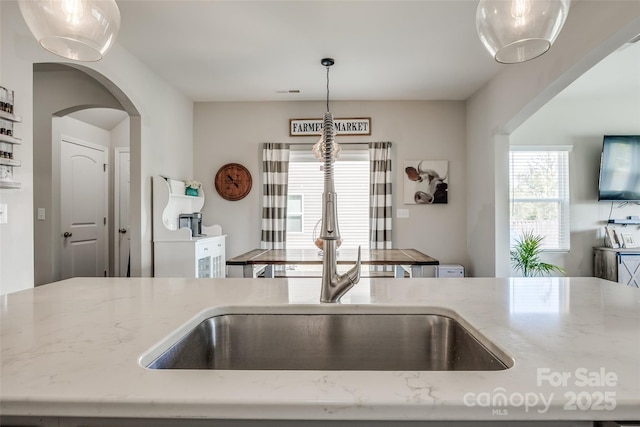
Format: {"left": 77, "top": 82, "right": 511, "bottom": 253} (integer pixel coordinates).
{"left": 196, "top": 241, "right": 214, "bottom": 259}
{"left": 197, "top": 240, "right": 223, "bottom": 258}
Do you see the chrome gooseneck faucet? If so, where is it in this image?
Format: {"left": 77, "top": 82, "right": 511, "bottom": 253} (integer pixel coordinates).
{"left": 318, "top": 58, "right": 361, "bottom": 303}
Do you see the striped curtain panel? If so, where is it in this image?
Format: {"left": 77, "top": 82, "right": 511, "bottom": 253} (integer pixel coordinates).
{"left": 260, "top": 143, "right": 290, "bottom": 249}
{"left": 369, "top": 142, "right": 393, "bottom": 249}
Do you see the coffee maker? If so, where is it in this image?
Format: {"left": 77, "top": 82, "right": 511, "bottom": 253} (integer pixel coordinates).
{"left": 179, "top": 212, "right": 204, "bottom": 237}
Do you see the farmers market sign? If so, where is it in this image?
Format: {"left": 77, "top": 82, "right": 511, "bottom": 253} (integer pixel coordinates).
{"left": 289, "top": 118, "right": 371, "bottom": 136}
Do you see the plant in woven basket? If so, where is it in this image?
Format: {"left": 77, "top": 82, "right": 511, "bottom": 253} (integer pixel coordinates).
{"left": 510, "top": 231, "right": 566, "bottom": 277}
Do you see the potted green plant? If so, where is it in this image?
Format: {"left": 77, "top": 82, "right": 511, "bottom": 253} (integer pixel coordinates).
{"left": 510, "top": 231, "right": 566, "bottom": 277}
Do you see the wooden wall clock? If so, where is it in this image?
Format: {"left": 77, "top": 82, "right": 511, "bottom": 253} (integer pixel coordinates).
{"left": 214, "top": 163, "right": 252, "bottom": 201}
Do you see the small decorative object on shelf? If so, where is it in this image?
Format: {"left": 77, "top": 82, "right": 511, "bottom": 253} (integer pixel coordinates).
{"left": 620, "top": 233, "right": 638, "bottom": 249}
{"left": 185, "top": 180, "right": 201, "bottom": 197}
{"left": 1, "top": 86, "right": 14, "bottom": 114}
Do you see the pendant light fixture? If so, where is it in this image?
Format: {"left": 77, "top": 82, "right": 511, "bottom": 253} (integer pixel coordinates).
{"left": 312, "top": 58, "right": 341, "bottom": 162}
{"left": 476, "top": 0, "right": 571, "bottom": 64}
{"left": 18, "top": 0, "right": 121, "bottom": 62}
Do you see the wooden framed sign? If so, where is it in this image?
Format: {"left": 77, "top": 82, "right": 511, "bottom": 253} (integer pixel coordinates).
{"left": 290, "top": 117, "right": 371, "bottom": 136}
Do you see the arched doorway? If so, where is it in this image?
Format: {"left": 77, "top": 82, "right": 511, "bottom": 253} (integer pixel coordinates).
{"left": 32, "top": 63, "right": 141, "bottom": 285}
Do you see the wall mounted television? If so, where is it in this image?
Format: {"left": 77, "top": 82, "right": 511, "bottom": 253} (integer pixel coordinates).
{"left": 598, "top": 135, "right": 640, "bottom": 201}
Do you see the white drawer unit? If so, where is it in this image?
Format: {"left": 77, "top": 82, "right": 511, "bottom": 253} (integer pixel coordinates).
{"left": 435, "top": 264, "right": 464, "bottom": 278}
{"left": 195, "top": 236, "right": 226, "bottom": 278}
{"left": 154, "top": 235, "right": 226, "bottom": 278}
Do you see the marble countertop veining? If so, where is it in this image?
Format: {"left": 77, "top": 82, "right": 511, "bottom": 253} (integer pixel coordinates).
{"left": 1, "top": 276, "right": 639, "bottom": 421}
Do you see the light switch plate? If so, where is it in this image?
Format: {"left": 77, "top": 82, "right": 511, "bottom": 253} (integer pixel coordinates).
{"left": 397, "top": 209, "right": 409, "bottom": 219}
{"left": 37, "top": 208, "right": 46, "bottom": 221}
{"left": 0, "top": 204, "right": 7, "bottom": 224}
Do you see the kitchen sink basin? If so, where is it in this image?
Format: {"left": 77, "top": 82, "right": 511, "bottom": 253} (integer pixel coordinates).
{"left": 145, "top": 310, "right": 512, "bottom": 371}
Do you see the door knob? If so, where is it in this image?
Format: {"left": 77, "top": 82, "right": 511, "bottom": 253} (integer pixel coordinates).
{"left": 63, "top": 232, "right": 72, "bottom": 238}
{"left": 119, "top": 228, "right": 127, "bottom": 234}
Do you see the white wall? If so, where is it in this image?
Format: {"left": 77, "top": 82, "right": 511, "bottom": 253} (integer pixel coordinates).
{"left": 194, "top": 101, "right": 468, "bottom": 271}
{"left": 1, "top": 2, "right": 36, "bottom": 295}
{"left": 0, "top": 0, "right": 193, "bottom": 294}
{"left": 466, "top": 1, "right": 640, "bottom": 277}
{"left": 111, "top": 117, "right": 131, "bottom": 148}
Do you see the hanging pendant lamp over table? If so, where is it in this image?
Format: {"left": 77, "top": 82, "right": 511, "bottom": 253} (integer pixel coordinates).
{"left": 18, "top": 0, "right": 121, "bottom": 62}
{"left": 476, "top": 0, "right": 571, "bottom": 64}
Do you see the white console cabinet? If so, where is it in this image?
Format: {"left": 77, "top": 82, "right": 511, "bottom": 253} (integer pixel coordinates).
{"left": 593, "top": 247, "right": 640, "bottom": 288}
{"left": 154, "top": 235, "right": 226, "bottom": 278}
{"left": 153, "top": 175, "right": 226, "bottom": 278}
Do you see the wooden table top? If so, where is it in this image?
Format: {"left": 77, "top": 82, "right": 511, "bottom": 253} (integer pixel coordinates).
{"left": 226, "top": 248, "right": 439, "bottom": 266}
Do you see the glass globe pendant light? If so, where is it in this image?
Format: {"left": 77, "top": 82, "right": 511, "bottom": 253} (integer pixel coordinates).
{"left": 18, "top": 0, "right": 121, "bottom": 61}
{"left": 476, "top": 0, "right": 571, "bottom": 64}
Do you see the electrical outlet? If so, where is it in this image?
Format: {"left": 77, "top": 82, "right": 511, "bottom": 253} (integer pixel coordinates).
{"left": 397, "top": 209, "right": 409, "bottom": 219}
{"left": 37, "top": 208, "right": 46, "bottom": 221}
{"left": 0, "top": 204, "right": 7, "bottom": 224}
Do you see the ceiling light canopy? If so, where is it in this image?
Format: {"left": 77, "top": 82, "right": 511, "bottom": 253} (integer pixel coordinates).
{"left": 476, "top": 0, "right": 571, "bottom": 64}
{"left": 18, "top": 0, "right": 121, "bottom": 62}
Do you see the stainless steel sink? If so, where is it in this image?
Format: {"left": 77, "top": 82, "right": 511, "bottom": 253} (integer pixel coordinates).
{"left": 145, "top": 312, "right": 512, "bottom": 371}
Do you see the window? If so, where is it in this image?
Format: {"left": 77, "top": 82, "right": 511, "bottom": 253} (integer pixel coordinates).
{"left": 286, "top": 194, "right": 303, "bottom": 233}
{"left": 286, "top": 148, "right": 370, "bottom": 250}
{"left": 509, "top": 147, "right": 571, "bottom": 251}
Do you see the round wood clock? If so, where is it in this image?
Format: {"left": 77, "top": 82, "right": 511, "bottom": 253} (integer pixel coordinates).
{"left": 214, "top": 163, "right": 252, "bottom": 201}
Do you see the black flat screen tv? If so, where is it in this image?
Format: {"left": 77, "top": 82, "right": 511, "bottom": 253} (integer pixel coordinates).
{"left": 598, "top": 135, "right": 640, "bottom": 201}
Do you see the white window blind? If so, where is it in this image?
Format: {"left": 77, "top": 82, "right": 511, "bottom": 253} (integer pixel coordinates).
{"left": 286, "top": 149, "right": 369, "bottom": 250}
{"left": 509, "top": 147, "right": 571, "bottom": 251}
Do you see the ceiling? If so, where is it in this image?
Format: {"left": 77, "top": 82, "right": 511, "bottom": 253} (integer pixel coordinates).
{"left": 114, "top": 0, "right": 504, "bottom": 102}
{"left": 67, "top": 108, "right": 128, "bottom": 131}
{"left": 68, "top": 1, "right": 639, "bottom": 130}
{"left": 552, "top": 39, "right": 640, "bottom": 104}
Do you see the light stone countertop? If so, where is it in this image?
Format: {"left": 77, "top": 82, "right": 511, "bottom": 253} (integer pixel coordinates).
{"left": 1, "top": 276, "right": 639, "bottom": 422}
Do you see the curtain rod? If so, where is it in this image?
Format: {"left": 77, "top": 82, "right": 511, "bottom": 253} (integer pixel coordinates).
{"left": 288, "top": 142, "right": 371, "bottom": 148}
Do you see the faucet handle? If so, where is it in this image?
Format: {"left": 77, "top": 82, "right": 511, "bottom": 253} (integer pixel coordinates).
{"left": 321, "top": 244, "right": 362, "bottom": 303}
{"left": 344, "top": 245, "right": 361, "bottom": 286}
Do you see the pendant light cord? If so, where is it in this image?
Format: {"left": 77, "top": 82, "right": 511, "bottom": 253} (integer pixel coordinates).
{"left": 326, "top": 65, "right": 330, "bottom": 112}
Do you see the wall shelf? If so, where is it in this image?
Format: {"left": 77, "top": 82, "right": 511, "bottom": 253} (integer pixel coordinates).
{"left": 0, "top": 158, "right": 21, "bottom": 167}
{"left": 0, "top": 86, "right": 21, "bottom": 190}
{"left": 0, "top": 181, "right": 21, "bottom": 189}
{"left": 0, "top": 110, "right": 21, "bottom": 123}
{"left": 153, "top": 175, "right": 205, "bottom": 241}
{"left": 0, "top": 134, "right": 21, "bottom": 145}
{"left": 169, "top": 193, "right": 204, "bottom": 201}
{"left": 608, "top": 219, "right": 640, "bottom": 225}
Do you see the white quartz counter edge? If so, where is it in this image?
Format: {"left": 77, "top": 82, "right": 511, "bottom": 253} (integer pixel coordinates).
{"left": 1, "top": 277, "right": 639, "bottom": 421}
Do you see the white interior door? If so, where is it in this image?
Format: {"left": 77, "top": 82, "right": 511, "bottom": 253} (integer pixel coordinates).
{"left": 115, "top": 148, "right": 130, "bottom": 277}
{"left": 61, "top": 138, "right": 108, "bottom": 279}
